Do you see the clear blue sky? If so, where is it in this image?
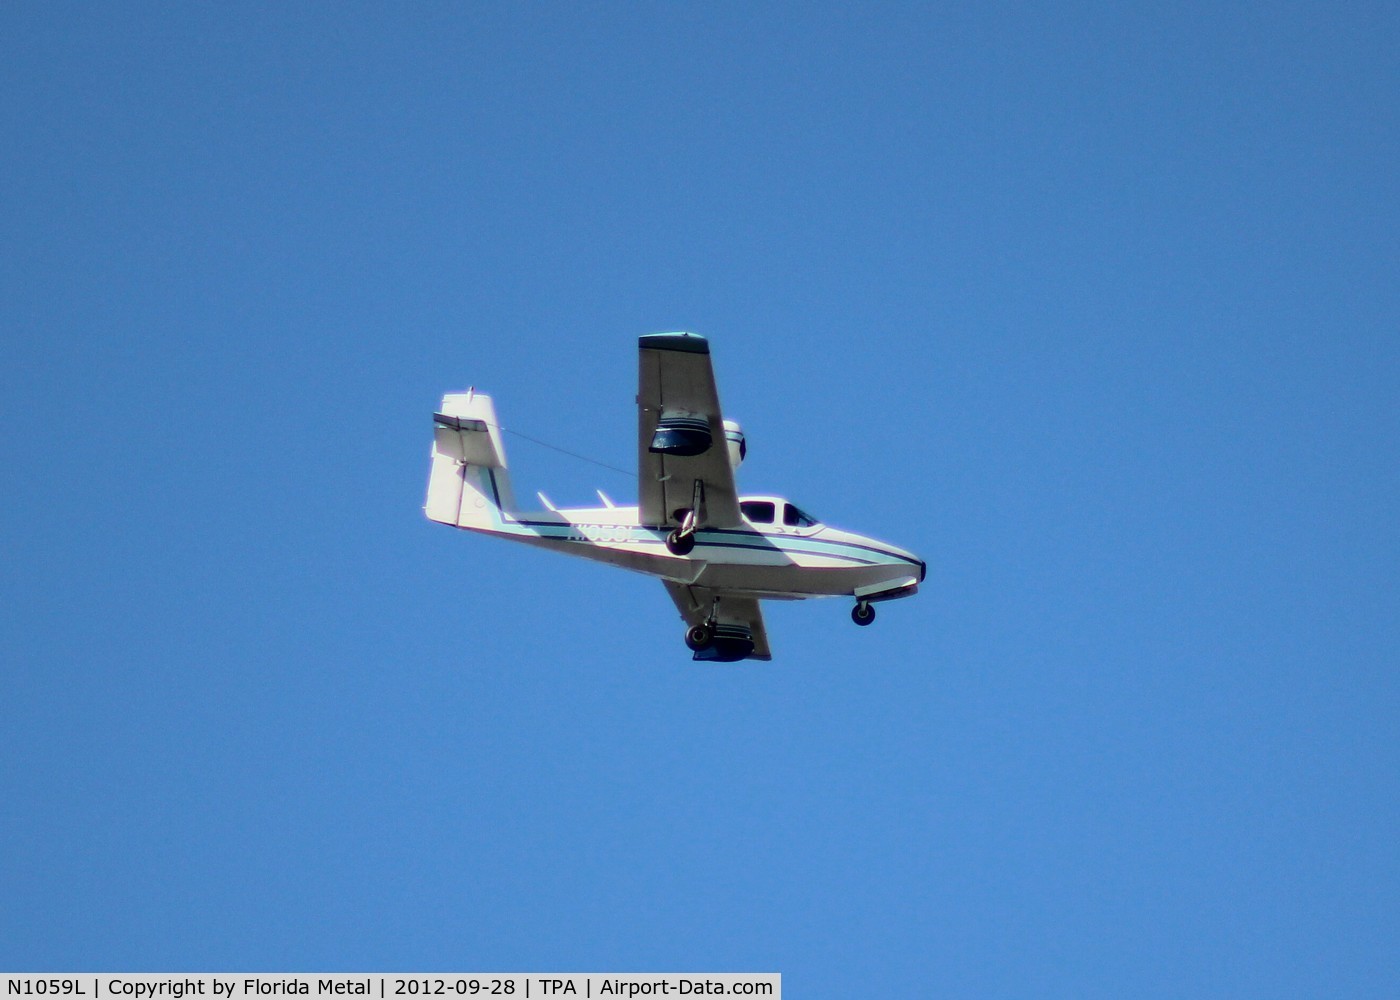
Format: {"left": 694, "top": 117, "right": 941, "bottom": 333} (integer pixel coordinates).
{"left": 3, "top": 2, "right": 1396, "bottom": 995}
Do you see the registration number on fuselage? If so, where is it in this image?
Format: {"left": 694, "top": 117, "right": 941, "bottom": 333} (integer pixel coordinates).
{"left": 567, "top": 523, "right": 635, "bottom": 544}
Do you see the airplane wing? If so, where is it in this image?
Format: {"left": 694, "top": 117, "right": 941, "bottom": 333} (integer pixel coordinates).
{"left": 663, "top": 581, "right": 773, "bottom": 661}
{"left": 638, "top": 333, "right": 743, "bottom": 529}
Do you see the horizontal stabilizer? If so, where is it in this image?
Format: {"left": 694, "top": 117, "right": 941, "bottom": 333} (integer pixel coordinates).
{"left": 434, "top": 411, "right": 506, "bottom": 468}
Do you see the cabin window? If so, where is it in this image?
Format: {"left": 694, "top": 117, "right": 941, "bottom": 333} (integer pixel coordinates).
{"left": 741, "top": 500, "right": 775, "bottom": 524}
{"left": 784, "top": 503, "right": 819, "bottom": 527}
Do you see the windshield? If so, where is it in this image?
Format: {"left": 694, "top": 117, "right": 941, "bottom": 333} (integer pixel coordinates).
{"left": 784, "top": 503, "right": 819, "bottom": 527}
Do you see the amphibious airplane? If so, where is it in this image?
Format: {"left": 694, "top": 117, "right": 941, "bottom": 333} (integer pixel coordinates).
{"left": 425, "top": 333, "right": 924, "bottom": 661}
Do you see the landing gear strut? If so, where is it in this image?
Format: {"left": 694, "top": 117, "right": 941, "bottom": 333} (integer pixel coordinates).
{"left": 665, "top": 482, "right": 705, "bottom": 556}
{"left": 851, "top": 602, "right": 876, "bottom": 626}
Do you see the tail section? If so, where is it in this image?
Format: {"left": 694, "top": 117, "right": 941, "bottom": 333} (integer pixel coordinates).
{"left": 426, "top": 391, "right": 517, "bottom": 530}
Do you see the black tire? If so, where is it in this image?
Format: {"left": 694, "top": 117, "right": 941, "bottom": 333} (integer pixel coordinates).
{"left": 666, "top": 529, "right": 696, "bottom": 556}
{"left": 851, "top": 603, "right": 876, "bottom": 626}
{"left": 685, "top": 624, "right": 713, "bottom": 651}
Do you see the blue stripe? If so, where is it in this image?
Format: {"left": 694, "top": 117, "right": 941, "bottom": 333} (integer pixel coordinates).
{"left": 491, "top": 524, "right": 895, "bottom": 567}
{"left": 690, "top": 539, "right": 877, "bottom": 565}
{"left": 700, "top": 526, "right": 921, "bottom": 566}
{"left": 474, "top": 490, "right": 913, "bottom": 568}
{"left": 486, "top": 468, "right": 503, "bottom": 510}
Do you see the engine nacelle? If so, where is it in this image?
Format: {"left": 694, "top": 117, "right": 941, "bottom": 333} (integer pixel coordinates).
{"left": 649, "top": 410, "right": 711, "bottom": 457}
{"left": 651, "top": 413, "right": 746, "bottom": 469}
{"left": 724, "top": 419, "right": 746, "bottom": 470}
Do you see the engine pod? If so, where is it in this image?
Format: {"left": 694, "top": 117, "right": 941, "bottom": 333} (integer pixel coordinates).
{"left": 649, "top": 413, "right": 712, "bottom": 457}
{"left": 723, "top": 418, "right": 746, "bottom": 469}
{"left": 692, "top": 622, "right": 756, "bottom": 662}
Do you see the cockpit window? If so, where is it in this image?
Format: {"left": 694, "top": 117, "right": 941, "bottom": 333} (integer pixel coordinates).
{"left": 741, "top": 500, "right": 775, "bottom": 524}
{"left": 784, "top": 503, "right": 819, "bottom": 527}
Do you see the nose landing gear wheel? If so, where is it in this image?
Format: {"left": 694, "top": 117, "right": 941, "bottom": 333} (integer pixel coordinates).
{"left": 685, "top": 624, "right": 714, "bottom": 651}
{"left": 851, "top": 602, "right": 876, "bottom": 626}
{"left": 666, "top": 529, "right": 696, "bottom": 556}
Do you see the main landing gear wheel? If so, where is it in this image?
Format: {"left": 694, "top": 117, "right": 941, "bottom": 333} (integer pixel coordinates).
{"left": 685, "top": 624, "right": 714, "bottom": 651}
{"left": 851, "top": 602, "right": 876, "bottom": 626}
{"left": 666, "top": 529, "right": 696, "bottom": 556}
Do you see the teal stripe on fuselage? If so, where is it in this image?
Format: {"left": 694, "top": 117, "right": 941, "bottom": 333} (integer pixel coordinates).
{"left": 488, "top": 520, "right": 897, "bottom": 568}
{"left": 474, "top": 469, "right": 913, "bottom": 568}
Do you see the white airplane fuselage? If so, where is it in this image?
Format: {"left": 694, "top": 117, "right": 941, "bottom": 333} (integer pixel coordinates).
{"left": 461, "top": 474, "right": 925, "bottom": 601}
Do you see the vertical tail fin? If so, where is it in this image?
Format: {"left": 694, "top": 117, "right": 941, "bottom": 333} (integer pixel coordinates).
{"left": 425, "top": 391, "right": 517, "bottom": 530}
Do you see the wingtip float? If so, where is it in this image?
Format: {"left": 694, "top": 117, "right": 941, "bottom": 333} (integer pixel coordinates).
{"left": 426, "top": 333, "right": 925, "bottom": 662}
